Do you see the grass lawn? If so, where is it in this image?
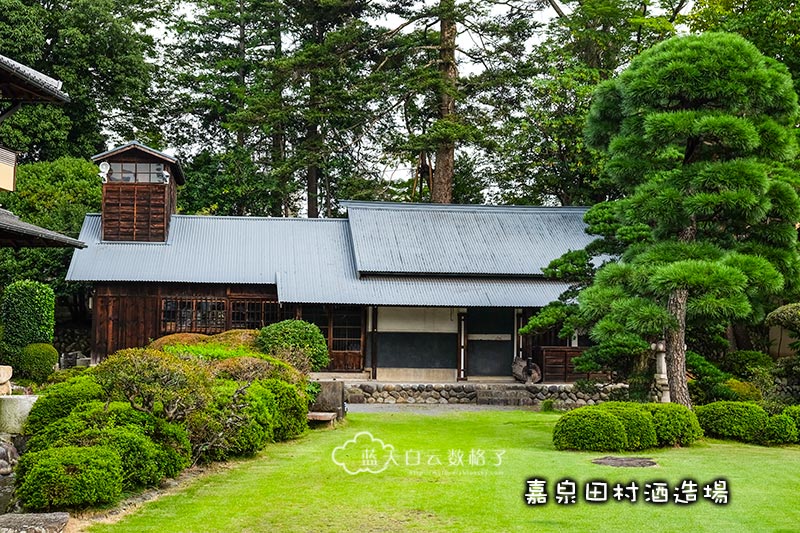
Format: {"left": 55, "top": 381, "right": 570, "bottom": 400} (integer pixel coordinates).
{"left": 86, "top": 410, "right": 800, "bottom": 533}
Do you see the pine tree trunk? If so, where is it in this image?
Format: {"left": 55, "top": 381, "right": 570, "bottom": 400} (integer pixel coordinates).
{"left": 306, "top": 124, "right": 320, "bottom": 219}
{"left": 665, "top": 288, "right": 692, "bottom": 407}
{"left": 432, "top": 0, "right": 456, "bottom": 204}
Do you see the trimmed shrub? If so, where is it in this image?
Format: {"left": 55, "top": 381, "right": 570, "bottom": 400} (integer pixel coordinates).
{"left": 186, "top": 379, "right": 275, "bottom": 463}
{"left": 761, "top": 414, "right": 798, "bottom": 446}
{"left": 261, "top": 378, "right": 308, "bottom": 441}
{"left": 92, "top": 348, "right": 213, "bottom": 422}
{"left": 783, "top": 405, "right": 800, "bottom": 431}
{"left": 0, "top": 280, "right": 55, "bottom": 347}
{"left": 24, "top": 375, "right": 104, "bottom": 435}
{"left": 163, "top": 342, "right": 259, "bottom": 361}
{"left": 257, "top": 320, "right": 329, "bottom": 372}
{"left": 552, "top": 406, "right": 628, "bottom": 451}
{"left": 596, "top": 402, "right": 658, "bottom": 451}
{"left": 695, "top": 401, "right": 768, "bottom": 443}
{"left": 725, "top": 378, "right": 762, "bottom": 402}
{"left": 646, "top": 403, "right": 703, "bottom": 447}
{"left": 16, "top": 446, "right": 122, "bottom": 510}
{"left": 718, "top": 350, "right": 774, "bottom": 379}
{"left": 206, "top": 329, "right": 260, "bottom": 350}
{"left": 45, "top": 367, "right": 88, "bottom": 384}
{"left": 10, "top": 343, "right": 58, "bottom": 383}
{"left": 540, "top": 399, "right": 555, "bottom": 412}
{"left": 211, "top": 356, "right": 304, "bottom": 386}
{"left": 147, "top": 333, "right": 210, "bottom": 351}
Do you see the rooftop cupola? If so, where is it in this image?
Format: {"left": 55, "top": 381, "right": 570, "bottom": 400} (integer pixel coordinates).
{"left": 92, "top": 141, "right": 185, "bottom": 242}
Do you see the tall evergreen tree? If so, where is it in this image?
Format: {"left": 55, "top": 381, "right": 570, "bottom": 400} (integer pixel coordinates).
{"left": 571, "top": 33, "right": 800, "bottom": 406}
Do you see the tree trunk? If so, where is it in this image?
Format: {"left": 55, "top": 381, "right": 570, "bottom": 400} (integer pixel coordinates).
{"left": 306, "top": 124, "right": 320, "bottom": 218}
{"left": 432, "top": 0, "right": 456, "bottom": 204}
{"left": 665, "top": 288, "right": 692, "bottom": 407}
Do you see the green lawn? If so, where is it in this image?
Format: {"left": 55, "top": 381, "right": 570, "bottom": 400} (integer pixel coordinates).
{"left": 87, "top": 410, "right": 800, "bottom": 533}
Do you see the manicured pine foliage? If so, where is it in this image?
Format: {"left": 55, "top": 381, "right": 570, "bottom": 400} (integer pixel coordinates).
{"left": 557, "top": 33, "right": 800, "bottom": 407}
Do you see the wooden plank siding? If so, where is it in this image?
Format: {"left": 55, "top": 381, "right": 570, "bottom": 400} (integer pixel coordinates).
{"left": 102, "top": 183, "right": 170, "bottom": 242}
{"left": 92, "top": 282, "right": 281, "bottom": 362}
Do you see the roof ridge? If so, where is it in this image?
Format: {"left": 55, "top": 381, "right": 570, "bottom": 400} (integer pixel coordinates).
{"left": 342, "top": 201, "right": 589, "bottom": 212}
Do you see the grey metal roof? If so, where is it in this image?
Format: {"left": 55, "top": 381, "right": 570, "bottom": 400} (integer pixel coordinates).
{"left": 0, "top": 54, "right": 70, "bottom": 103}
{"left": 67, "top": 212, "right": 574, "bottom": 307}
{"left": 344, "top": 201, "right": 594, "bottom": 277}
{"left": 0, "top": 209, "right": 85, "bottom": 249}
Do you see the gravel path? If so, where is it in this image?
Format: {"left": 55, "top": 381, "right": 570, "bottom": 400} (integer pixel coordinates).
{"left": 346, "top": 403, "right": 537, "bottom": 414}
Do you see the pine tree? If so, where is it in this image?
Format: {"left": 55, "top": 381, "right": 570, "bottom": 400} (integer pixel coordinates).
{"left": 573, "top": 33, "right": 800, "bottom": 406}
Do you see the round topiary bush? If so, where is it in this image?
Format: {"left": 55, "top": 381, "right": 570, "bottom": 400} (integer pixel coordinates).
{"left": 646, "top": 403, "right": 703, "bottom": 447}
{"left": 12, "top": 343, "right": 58, "bottom": 383}
{"left": 596, "top": 402, "right": 658, "bottom": 451}
{"left": 0, "top": 280, "right": 55, "bottom": 348}
{"left": 552, "top": 406, "right": 628, "bottom": 451}
{"left": 148, "top": 333, "right": 210, "bottom": 351}
{"left": 257, "top": 320, "right": 329, "bottom": 372}
{"left": 695, "top": 401, "right": 768, "bottom": 443}
{"left": 24, "top": 375, "right": 105, "bottom": 435}
{"left": 16, "top": 445, "right": 123, "bottom": 510}
{"left": 761, "top": 414, "right": 798, "bottom": 446}
{"left": 783, "top": 405, "right": 800, "bottom": 431}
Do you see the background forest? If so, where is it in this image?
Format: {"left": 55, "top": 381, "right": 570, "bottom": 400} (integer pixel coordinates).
{"left": 1, "top": 0, "right": 799, "bottom": 328}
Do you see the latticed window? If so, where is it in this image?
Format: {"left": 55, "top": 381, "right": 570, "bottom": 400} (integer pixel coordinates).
{"left": 108, "top": 162, "right": 169, "bottom": 183}
{"left": 161, "top": 298, "right": 226, "bottom": 334}
{"left": 230, "top": 300, "right": 287, "bottom": 329}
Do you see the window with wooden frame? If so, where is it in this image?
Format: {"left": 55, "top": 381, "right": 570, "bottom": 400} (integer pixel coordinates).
{"left": 331, "top": 307, "right": 362, "bottom": 352}
{"left": 230, "top": 299, "right": 287, "bottom": 329}
{"left": 161, "top": 298, "right": 226, "bottom": 334}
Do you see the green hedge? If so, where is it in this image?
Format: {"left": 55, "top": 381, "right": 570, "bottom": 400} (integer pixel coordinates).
{"left": 695, "top": 401, "right": 768, "bottom": 443}
{"left": 24, "top": 375, "right": 105, "bottom": 435}
{"left": 596, "top": 402, "right": 658, "bottom": 451}
{"left": 552, "top": 407, "right": 628, "bottom": 451}
{"left": 0, "top": 280, "right": 55, "bottom": 348}
{"left": 186, "top": 379, "right": 275, "bottom": 463}
{"left": 257, "top": 320, "right": 329, "bottom": 372}
{"left": 646, "top": 403, "right": 703, "bottom": 446}
{"left": 261, "top": 378, "right": 308, "bottom": 441}
{"left": 761, "top": 414, "right": 798, "bottom": 446}
{"left": 9, "top": 343, "right": 59, "bottom": 383}
{"left": 16, "top": 446, "right": 122, "bottom": 510}
{"left": 783, "top": 405, "right": 800, "bottom": 431}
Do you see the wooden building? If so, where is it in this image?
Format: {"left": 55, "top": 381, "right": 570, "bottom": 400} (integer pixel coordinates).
{"left": 68, "top": 142, "right": 595, "bottom": 382}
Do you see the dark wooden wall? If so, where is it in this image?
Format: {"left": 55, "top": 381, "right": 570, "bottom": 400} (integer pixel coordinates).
{"left": 92, "top": 283, "right": 280, "bottom": 362}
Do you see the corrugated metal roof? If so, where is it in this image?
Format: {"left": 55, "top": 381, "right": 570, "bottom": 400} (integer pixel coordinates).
{"left": 67, "top": 211, "right": 575, "bottom": 307}
{"left": 0, "top": 208, "right": 85, "bottom": 249}
{"left": 0, "top": 54, "right": 70, "bottom": 103}
{"left": 344, "top": 201, "right": 594, "bottom": 276}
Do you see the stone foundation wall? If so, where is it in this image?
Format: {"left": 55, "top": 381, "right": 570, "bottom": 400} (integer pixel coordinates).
{"left": 346, "top": 383, "right": 627, "bottom": 408}
{"left": 774, "top": 379, "right": 800, "bottom": 403}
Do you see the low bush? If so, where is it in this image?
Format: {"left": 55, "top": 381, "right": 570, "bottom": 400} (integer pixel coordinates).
{"left": 62, "top": 427, "right": 165, "bottom": 489}
{"left": 687, "top": 352, "right": 736, "bottom": 405}
{"left": 11, "top": 343, "right": 58, "bottom": 383}
{"left": 186, "top": 380, "right": 274, "bottom": 463}
{"left": 45, "top": 367, "right": 88, "bottom": 384}
{"left": 16, "top": 446, "right": 122, "bottom": 510}
{"left": 717, "top": 350, "right": 774, "bottom": 380}
{"left": 92, "top": 348, "right": 213, "bottom": 422}
{"left": 206, "top": 329, "right": 260, "bottom": 350}
{"left": 257, "top": 320, "right": 329, "bottom": 372}
{"left": 596, "top": 402, "right": 658, "bottom": 451}
{"left": 695, "top": 401, "right": 768, "bottom": 443}
{"left": 761, "top": 414, "right": 798, "bottom": 446}
{"left": 24, "top": 375, "right": 104, "bottom": 435}
{"left": 645, "top": 403, "right": 703, "bottom": 447}
{"left": 725, "top": 378, "right": 762, "bottom": 402}
{"left": 163, "top": 343, "right": 258, "bottom": 361}
{"left": 261, "top": 379, "right": 308, "bottom": 441}
{"left": 0, "top": 280, "right": 55, "bottom": 347}
{"left": 552, "top": 406, "right": 628, "bottom": 452}
{"left": 211, "top": 356, "right": 303, "bottom": 386}
{"left": 540, "top": 399, "right": 556, "bottom": 412}
{"left": 783, "top": 405, "right": 800, "bottom": 430}
{"left": 147, "top": 333, "right": 210, "bottom": 351}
